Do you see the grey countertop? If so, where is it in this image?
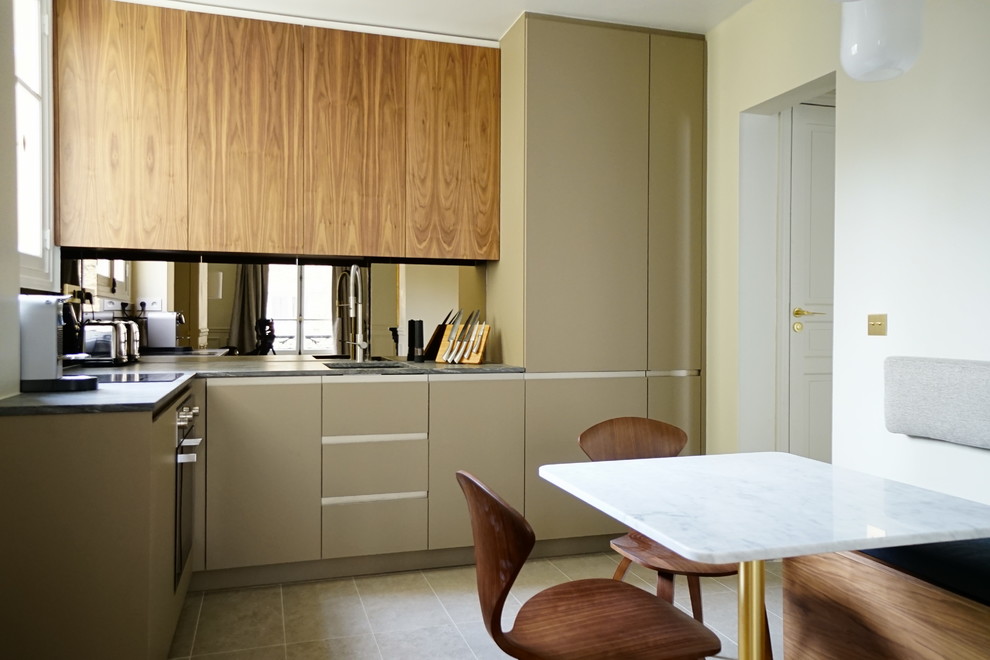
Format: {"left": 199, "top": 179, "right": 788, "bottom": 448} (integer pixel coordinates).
{"left": 0, "top": 356, "right": 524, "bottom": 416}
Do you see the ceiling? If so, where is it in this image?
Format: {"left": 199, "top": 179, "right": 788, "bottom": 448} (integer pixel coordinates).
{"left": 147, "top": 0, "right": 754, "bottom": 44}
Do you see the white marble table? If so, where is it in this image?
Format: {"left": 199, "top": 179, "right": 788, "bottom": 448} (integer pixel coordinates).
{"left": 539, "top": 452, "right": 990, "bottom": 660}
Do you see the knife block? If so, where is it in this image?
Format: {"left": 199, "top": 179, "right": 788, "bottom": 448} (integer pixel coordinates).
{"left": 435, "top": 323, "right": 490, "bottom": 364}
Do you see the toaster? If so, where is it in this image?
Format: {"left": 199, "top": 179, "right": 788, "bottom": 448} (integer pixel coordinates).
{"left": 121, "top": 320, "right": 141, "bottom": 362}
{"left": 82, "top": 321, "right": 128, "bottom": 365}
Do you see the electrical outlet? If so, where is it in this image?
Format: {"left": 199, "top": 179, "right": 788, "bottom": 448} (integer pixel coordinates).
{"left": 138, "top": 298, "right": 163, "bottom": 311}
{"left": 102, "top": 299, "right": 121, "bottom": 311}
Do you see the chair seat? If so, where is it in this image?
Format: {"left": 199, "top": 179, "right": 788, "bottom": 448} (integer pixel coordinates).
{"left": 613, "top": 531, "right": 739, "bottom": 577}
{"left": 506, "top": 578, "right": 722, "bottom": 660}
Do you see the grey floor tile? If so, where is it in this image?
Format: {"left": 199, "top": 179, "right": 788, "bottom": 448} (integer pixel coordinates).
{"left": 375, "top": 624, "right": 474, "bottom": 660}
{"left": 547, "top": 552, "right": 622, "bottom": 580}
{"left": 191, "top": 645, "right": 286, "bottom": 659}
{"left": 192, "top": 586, "right": 285, "bottom": 656}
{"left": 170, "top": 591, "right": 203, "bottom": 658}
{"left": 285, "top": 635, "right": 382, "bottom": 660}
{"left": 456, "top": 620, "right": 513, "bottom": 659}
{"left": 505, "top": 558, "right": 569, "bottom": 603}
{"left": 282, "top": 578, "right": 372, "bottom": 643}
{"left": 422, "top": 565, "right": 485, "bottom": 624}
{"left": 354, "top": 571, "right": 453, "bottom": 634}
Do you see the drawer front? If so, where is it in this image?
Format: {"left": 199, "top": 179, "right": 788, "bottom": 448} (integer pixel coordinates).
{"left": 321, "top": 498, "right": 428, "bottom": 559}
{"left": 322, "top": 438, "right": 428, "bottom": 497}
{"left": 323, "top": 380, "right": 428, "bottom": 436}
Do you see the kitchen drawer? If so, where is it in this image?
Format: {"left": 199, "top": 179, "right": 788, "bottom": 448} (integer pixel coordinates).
{"left": 322, "top": 438, "right": 428, "bottom": 497}
{"left": 322, "top": 377, "right": 428, "bottom": 436}
{"left": 321, "top": 497, "right": 428, "bottom": 559}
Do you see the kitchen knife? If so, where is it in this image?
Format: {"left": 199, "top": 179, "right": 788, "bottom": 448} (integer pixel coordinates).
{"left": 453, "top": 310, "right": 479, "bottom": 363}
{"left": 449, "top": 310, "right": 477, "bottom": 363}
{"left": 469, "top": 320, "right": 486, "bottom": 359}
{"left": 458, "top": 315, "right": 483, "bottom": 363}
{"left": 440, "top": 309, "right": 463, "bottom": 362}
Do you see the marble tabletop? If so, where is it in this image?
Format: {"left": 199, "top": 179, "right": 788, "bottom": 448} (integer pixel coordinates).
{"left": 539, "top": 452, "right": 990, "bottom": 564}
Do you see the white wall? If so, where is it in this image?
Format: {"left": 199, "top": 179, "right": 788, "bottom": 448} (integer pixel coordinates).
{"left": 831, "top": 0, "right": 990, "bottom": 504}
{"left": 0, "top": 2, "right": 20, "bottom": 398}
{"left": 710, "top": 0, "right": 990, "bottom": 504}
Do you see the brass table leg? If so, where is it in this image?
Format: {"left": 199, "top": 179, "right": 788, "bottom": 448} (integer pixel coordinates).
{"left": 738, "top": 559, "right": 766, "bottom": 660}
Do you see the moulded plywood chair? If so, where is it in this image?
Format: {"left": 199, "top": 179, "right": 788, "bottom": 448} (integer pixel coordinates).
{"left": 456, "top": 470, "right": 722, "bottom": 660}
{"left": 578, "top": 416, "right": 772, "bottom": 656}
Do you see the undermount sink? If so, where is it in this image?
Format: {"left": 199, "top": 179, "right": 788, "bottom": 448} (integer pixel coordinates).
{"left": 321, "top": 360, "right": 406, "bottom": 369}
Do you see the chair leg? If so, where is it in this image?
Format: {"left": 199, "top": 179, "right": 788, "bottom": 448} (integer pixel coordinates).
{"left": 686, "top": 575, "right": 704, "bottom": 623}
{"left": 612, "top": 556, "right": 632, "bottom": 581}
{"left": 656, "top": 570, "right": 675, "bottom": 602}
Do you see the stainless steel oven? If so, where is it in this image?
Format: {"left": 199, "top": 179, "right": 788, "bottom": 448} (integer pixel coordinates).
{"left": 175, "top": 393, "right": 202, "bottom": 589}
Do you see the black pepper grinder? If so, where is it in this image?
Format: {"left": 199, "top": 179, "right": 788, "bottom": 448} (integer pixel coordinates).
{"left": 413, "top": 320, "right": 425, "bottom": 362}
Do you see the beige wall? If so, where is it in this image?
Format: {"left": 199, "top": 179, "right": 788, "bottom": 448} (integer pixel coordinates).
{"left": 705, "top": 0, "right": 838, "bottom": 453}
{"left": 1, "top": 2, "right": 20, "bottom": 397}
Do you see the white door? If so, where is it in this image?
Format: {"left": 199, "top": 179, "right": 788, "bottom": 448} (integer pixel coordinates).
{"left": 786, "top": 103, "right": 835, "bottom": 462}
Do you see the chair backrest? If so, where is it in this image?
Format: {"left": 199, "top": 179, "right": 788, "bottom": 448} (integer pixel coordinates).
{"left": 456, "top": 470, "right": 535, "bottom": 646}
{"left": 578, "top": 416, "right": 688, "bottom": 461}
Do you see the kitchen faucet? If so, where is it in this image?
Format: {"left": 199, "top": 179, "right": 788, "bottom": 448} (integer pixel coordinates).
{"left": 348, "top": 264, "right": 367, "bottom": 361}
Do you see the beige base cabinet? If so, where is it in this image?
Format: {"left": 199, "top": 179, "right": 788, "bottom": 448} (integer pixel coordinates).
{"left": 524, "top": 374, "right": 646, "bottom": 540}
{"left": 428, "top": 374, "right": 525, "bottom": 549}
{"left": 205, "top": 377, "right": 322, "bottom": 570}
{"left": 1, "top": 398, "right": 190, "bottom": 659}
{"left": 648, "top": 374, "right": 703, "bottom": 456}
{"left": 321, "top": 376, "right": 429, "bottom": 558}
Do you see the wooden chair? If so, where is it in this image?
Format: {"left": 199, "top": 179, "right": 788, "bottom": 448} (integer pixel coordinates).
{"left": 579, "top": 416, "right": 772, "bottom": 655}
{"left": 456, "top": 470, "right": 722, "bottom": 660}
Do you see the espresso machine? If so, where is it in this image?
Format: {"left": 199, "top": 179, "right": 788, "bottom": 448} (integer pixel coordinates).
{"left": 19, "top": 294, "right": 97, "bottom": 392}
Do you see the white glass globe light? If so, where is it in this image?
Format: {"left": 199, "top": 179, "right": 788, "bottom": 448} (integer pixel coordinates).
{"left": 840, "top": 0, "right": 924, "bottom": 82}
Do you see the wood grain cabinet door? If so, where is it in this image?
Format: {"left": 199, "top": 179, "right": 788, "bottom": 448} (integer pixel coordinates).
{"left": 304, "top": 29, "right": 406, "bottom": 258}
{"left": 406, "top": 41, "right": 500, "bottom": 260}
{"left": 55, "top": 0, "right": 188, "bottom": 250}
{"left": 187, "top": 13, "right": 304, "bottom": 254}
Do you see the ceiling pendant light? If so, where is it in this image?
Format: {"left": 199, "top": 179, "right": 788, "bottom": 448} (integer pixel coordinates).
{"left": 838, "top": 0, "right": 924, "bottom": 82}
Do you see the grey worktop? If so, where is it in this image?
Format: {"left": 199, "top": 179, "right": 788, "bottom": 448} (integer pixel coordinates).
{"left": 0, "top": 356, "right": 524, "bottom": 416}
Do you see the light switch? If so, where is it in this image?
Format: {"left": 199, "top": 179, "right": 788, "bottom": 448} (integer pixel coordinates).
{"left": 868, "top": 314, "right": 887, "bottom": 336}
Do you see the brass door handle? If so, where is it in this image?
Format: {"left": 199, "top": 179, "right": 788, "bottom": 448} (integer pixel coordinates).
{"left": 793, "top": 307, "right": 826, "bottom": 317}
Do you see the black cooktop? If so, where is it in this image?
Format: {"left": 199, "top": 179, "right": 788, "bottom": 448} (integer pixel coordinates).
{"left": 94, "top": 372, "right": 184, "bottom": 384}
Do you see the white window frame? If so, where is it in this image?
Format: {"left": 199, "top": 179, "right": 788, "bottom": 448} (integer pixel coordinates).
{"left": 267, "top": 264, "right": 339, "bottom": 355}
{"left": 17, "top": 0, "right": 58, "bottom": 292}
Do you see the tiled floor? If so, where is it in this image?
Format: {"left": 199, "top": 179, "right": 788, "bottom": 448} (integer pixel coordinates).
{"left": 169, "top": 553, "right": 784, "bottom": 659}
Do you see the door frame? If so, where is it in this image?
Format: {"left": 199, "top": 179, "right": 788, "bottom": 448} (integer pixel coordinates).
{"left": 736, "top": 72, "right": 835, "bottom": 454}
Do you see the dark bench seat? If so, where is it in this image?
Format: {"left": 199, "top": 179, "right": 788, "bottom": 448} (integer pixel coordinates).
{"left": 862, "top": 537, "right": 990, "bottom": 607}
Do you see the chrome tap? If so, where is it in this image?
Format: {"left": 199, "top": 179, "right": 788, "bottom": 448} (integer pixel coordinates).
{"left": 348, "top": 264, "right": 367, "bottom": 362}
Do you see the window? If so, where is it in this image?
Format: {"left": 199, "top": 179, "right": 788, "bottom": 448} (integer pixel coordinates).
{"left": 15, "top": 0, "right": 57, "bottom": 291}
{"left": 266, "top": 264, "right": 338, "bottom": 354}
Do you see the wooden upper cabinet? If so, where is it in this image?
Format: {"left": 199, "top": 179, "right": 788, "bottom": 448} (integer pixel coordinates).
{"left": 55, "top": 0, "right": 188, "bottom": 250}
{"left": 406, "top": 41, "right": 500, "bottom": 260}
{"left": 303, "top": 29, "right": 406, "bottom": 258}
{"left": 187, "top": 13, "right": 304, "bottom": 254}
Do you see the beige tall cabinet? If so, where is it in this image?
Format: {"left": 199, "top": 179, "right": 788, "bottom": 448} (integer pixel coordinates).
{"left": 494, "top": 13, "right": 704, "bottom": 377}
{"left": 205, "top": 377, "right": 322, "bottom": 570}
{"left": 498, "top": 15, "right": 650, "bottom": 373}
